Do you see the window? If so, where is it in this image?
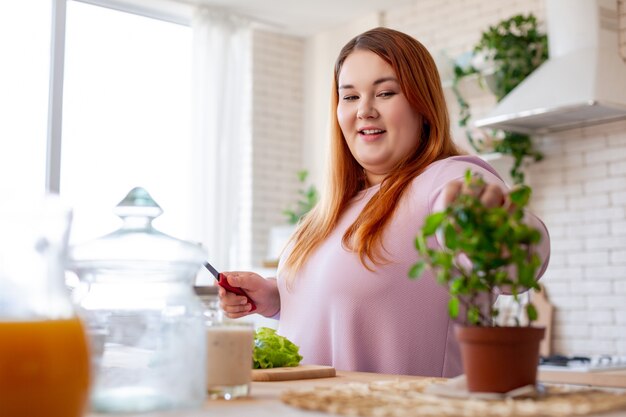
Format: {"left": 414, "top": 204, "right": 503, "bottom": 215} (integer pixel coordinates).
{"left": 60, "top": 1, "right": 195, "bottom": 243}
{"left": 0, "top": 1, "right": 51, "bottom": 196}
{"left": 3, "top": 0, "right": 255, "bottom": 270}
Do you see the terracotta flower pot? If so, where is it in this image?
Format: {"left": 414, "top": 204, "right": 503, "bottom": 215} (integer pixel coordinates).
{"left": 454, "top": 325, "right": 545, "bottom": 393}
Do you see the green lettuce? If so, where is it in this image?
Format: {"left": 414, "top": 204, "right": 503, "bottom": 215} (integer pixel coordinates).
{"left": 253, "top": 327, "right": 303, "bottom": 369}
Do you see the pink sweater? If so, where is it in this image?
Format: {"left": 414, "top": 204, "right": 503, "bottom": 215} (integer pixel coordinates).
{"left": 276, "top": 156, "right": 550, "bottom": 377}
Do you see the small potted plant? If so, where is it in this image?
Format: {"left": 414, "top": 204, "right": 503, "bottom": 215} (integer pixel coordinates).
{"left": 282, "top": 170, "right": 319, "bottom": 226}
{"left": 265, "top": 170, "right": 319, "bottom": 267}
{"left": 409, "top": 170, "right": 544, "bottom": 393}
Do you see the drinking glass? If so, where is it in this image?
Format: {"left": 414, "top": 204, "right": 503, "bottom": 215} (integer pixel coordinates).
{"left": 205, "top": 319, "right": 254, "bottom": 400}
{"left": 0, "top": 195, "right": 91, "bottom": 417}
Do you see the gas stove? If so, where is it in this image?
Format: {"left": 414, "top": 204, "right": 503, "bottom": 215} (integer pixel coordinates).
{"left": 539, "top": 355, "right": 626, "bottom": 372}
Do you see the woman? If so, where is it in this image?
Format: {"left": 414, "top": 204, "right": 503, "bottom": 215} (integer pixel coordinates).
{"left": 219, "top": 27, "right": 550, "bottom": 377}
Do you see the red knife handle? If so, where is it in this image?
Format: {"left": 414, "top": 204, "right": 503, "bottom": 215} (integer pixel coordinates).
{"left": 217, "top": 273, "right": 257, "bottom": 312}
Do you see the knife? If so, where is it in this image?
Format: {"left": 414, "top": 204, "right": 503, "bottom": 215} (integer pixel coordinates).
{"left": 203, "top": 261, "right": 257, "bottom": 312}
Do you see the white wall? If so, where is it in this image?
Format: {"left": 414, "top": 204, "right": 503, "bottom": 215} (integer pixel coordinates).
{"left": 250, "top": 30, "right": 305, "bottom": 266}
{"left": 528, "top": 121, "right": 626, "bottom": 355}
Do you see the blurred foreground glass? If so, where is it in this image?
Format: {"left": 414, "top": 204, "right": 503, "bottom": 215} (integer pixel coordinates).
{"left": 70, "top": 187, "right": 206, "bottom": 413}
{"left": 0, "top": 196, "right": 91, "bottom": 417}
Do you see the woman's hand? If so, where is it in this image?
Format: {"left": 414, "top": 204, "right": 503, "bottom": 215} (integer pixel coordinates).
{"left": 442, "top": 178, "right": 507, "bottom": 209}
{"left": 218, "top": 272, "right": 280, "bottom": 319}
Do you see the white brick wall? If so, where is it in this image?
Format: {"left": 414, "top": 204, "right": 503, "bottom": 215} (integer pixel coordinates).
{"left": 384, "top": 0, "right": 545, "bottom": 58}
{"left": 384, "top": 0, "right": 626, "bottom": 356}
{"left": 251, "top": 30, "right": 304, "bottom": 266}
{"left": 527, "top": 122, "right": 626, "bottom": 356}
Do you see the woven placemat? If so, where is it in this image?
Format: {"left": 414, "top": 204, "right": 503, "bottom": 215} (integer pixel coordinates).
{"left": 280, "top": 379, "right": 626, "bottom": 417}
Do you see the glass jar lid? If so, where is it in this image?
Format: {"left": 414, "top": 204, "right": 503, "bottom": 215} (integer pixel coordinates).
{"left": 69, "top": 187, "right": 205, "bottom": 276}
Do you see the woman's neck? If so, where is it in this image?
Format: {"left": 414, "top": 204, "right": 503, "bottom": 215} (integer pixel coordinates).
{"left": 365, "top": 171, "right": 386, "bottom": 186}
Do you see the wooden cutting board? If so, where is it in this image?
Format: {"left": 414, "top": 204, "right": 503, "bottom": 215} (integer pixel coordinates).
{"left": 252, "top": 365, "right": 336, "bottom": 381}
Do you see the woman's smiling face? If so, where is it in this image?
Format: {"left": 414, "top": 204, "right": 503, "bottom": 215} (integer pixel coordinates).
{"left": 337, "top": 49, "right": 422, "bottom": 186}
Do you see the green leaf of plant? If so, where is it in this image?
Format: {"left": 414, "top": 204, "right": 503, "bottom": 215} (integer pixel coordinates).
{"left": 450, "top": 277, "right": 465, "bottom": 295}
{"left": 436, "top": 269, "right": 451, "bottom": 285}
{"left": 444, "top": 223, "right": 458, "bottom": 250}
{"left": 468, "top": 306, "right": 480, "bottom": 325}
{"left": 464, "top": 169, "right": 472, "bottom": 184}
{"left": 415, "top": 233, "right": 428, "bottom": 253}
{"left": 297, "top": 170, "right": 308, "bottom": 182}
{"left": 448, "top": 296, "right": 459, "bottom": 318}
{"left": 423, "top": 212, "right": 445, "bottom": 235}
{"left": 408, "top": 262, "right": 426, "bottom": 279}
{"left": 526, "top": 303, "right": 538, "bottom": 323}
{"left": 467, "top": 306, "right": 480, "bottom": 324}
{"left": 509, "top": 185, "right": 531, "bottom": 207}
{"left": 433, "top": 252, "right": 453, "bottom": 269}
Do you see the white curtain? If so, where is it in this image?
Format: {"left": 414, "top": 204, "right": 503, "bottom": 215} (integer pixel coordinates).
{"left": 191, "top": 9, "right": 252, "bottom": 271}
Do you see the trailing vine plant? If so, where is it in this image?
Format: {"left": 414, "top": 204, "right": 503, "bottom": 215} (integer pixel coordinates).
{"left": 453, "top": 14, "right": 548, "bottom": 184}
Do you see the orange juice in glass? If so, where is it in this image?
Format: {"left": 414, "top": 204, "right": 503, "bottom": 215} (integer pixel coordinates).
{"left": 0, "top": 195, "right": 91, "bottom": 417}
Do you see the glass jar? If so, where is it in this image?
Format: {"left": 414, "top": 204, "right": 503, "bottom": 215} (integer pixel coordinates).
{"left": 0, "top": 195, "right": 91, "bottom": 417}
{"left": 70, "top": 187, "right": 206, "bottom": 413}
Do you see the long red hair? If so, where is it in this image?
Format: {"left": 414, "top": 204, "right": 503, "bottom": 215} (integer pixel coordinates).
{"left": 282, "top": 27, "right": 461, "bottom": 285}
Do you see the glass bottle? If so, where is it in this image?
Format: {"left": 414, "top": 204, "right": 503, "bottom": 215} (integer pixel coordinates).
{"left": 70, "top": 187, "right": 206, "bottom": 413}
{"left": 0, "top": 195, "right": 91, "bottom": 417}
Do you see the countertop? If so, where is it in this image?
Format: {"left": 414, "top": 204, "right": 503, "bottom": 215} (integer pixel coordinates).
{"left": 539, "top": 367, "right": 626, "bottom": 389}
{"left": 88, "top": 370, "right": 626, "bottom": 417}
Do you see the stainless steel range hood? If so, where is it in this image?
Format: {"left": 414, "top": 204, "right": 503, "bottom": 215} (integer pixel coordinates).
{"left": 475, "top": 0, "right": 626, "bottom": 134}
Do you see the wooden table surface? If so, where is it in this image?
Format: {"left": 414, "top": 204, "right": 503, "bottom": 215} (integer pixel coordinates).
{"left": 539, "top": 367, "right": 626, "bottom": 389}
{"left": 87, "top": 370, "right": 626, "bottom": 417}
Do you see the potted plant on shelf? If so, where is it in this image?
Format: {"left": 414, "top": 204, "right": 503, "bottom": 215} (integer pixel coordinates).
{"left": 282, "top": 170, "right": 319, "bottom": 226}
{"left": 453, "top": 14, "right": 548, "bottom": 184}
{"left": 409, "top": 170, "right": 544, "bottom": 393}
{"left": 264, "top": 170, "right": 319, "bottom": 267}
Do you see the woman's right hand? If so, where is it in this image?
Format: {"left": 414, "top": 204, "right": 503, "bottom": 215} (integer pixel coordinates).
{"left": 218, "top": 272, "right": 280, "bottom": 319}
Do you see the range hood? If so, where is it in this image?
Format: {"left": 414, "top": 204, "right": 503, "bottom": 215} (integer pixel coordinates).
{"left": 475, "top": 0, "right": 626, "bottom": 134}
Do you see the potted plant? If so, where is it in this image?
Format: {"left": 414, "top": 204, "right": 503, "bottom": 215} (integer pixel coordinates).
{"left": 265, "top": 170, "right": 319, "bottom": 267}
{"left": 282, "top": 170, "right": 319, "bottom": 225}
{"left": 409, "top": 170, "right": 544, "bottom": 393}
{"left": 453, "top": 14, "right": 548, "bottom": 184}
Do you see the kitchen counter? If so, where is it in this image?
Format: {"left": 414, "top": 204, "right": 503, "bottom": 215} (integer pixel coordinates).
{"left": 88, "top": 370, "right": 626, "bottom": 417}
{"left": 539, "top": 367, "right": 626, "bottom": 389}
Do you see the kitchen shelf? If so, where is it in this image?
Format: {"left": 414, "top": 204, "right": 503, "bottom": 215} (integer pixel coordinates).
{"left": 436, "top": 49, "right": 497, "bottom": 98}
